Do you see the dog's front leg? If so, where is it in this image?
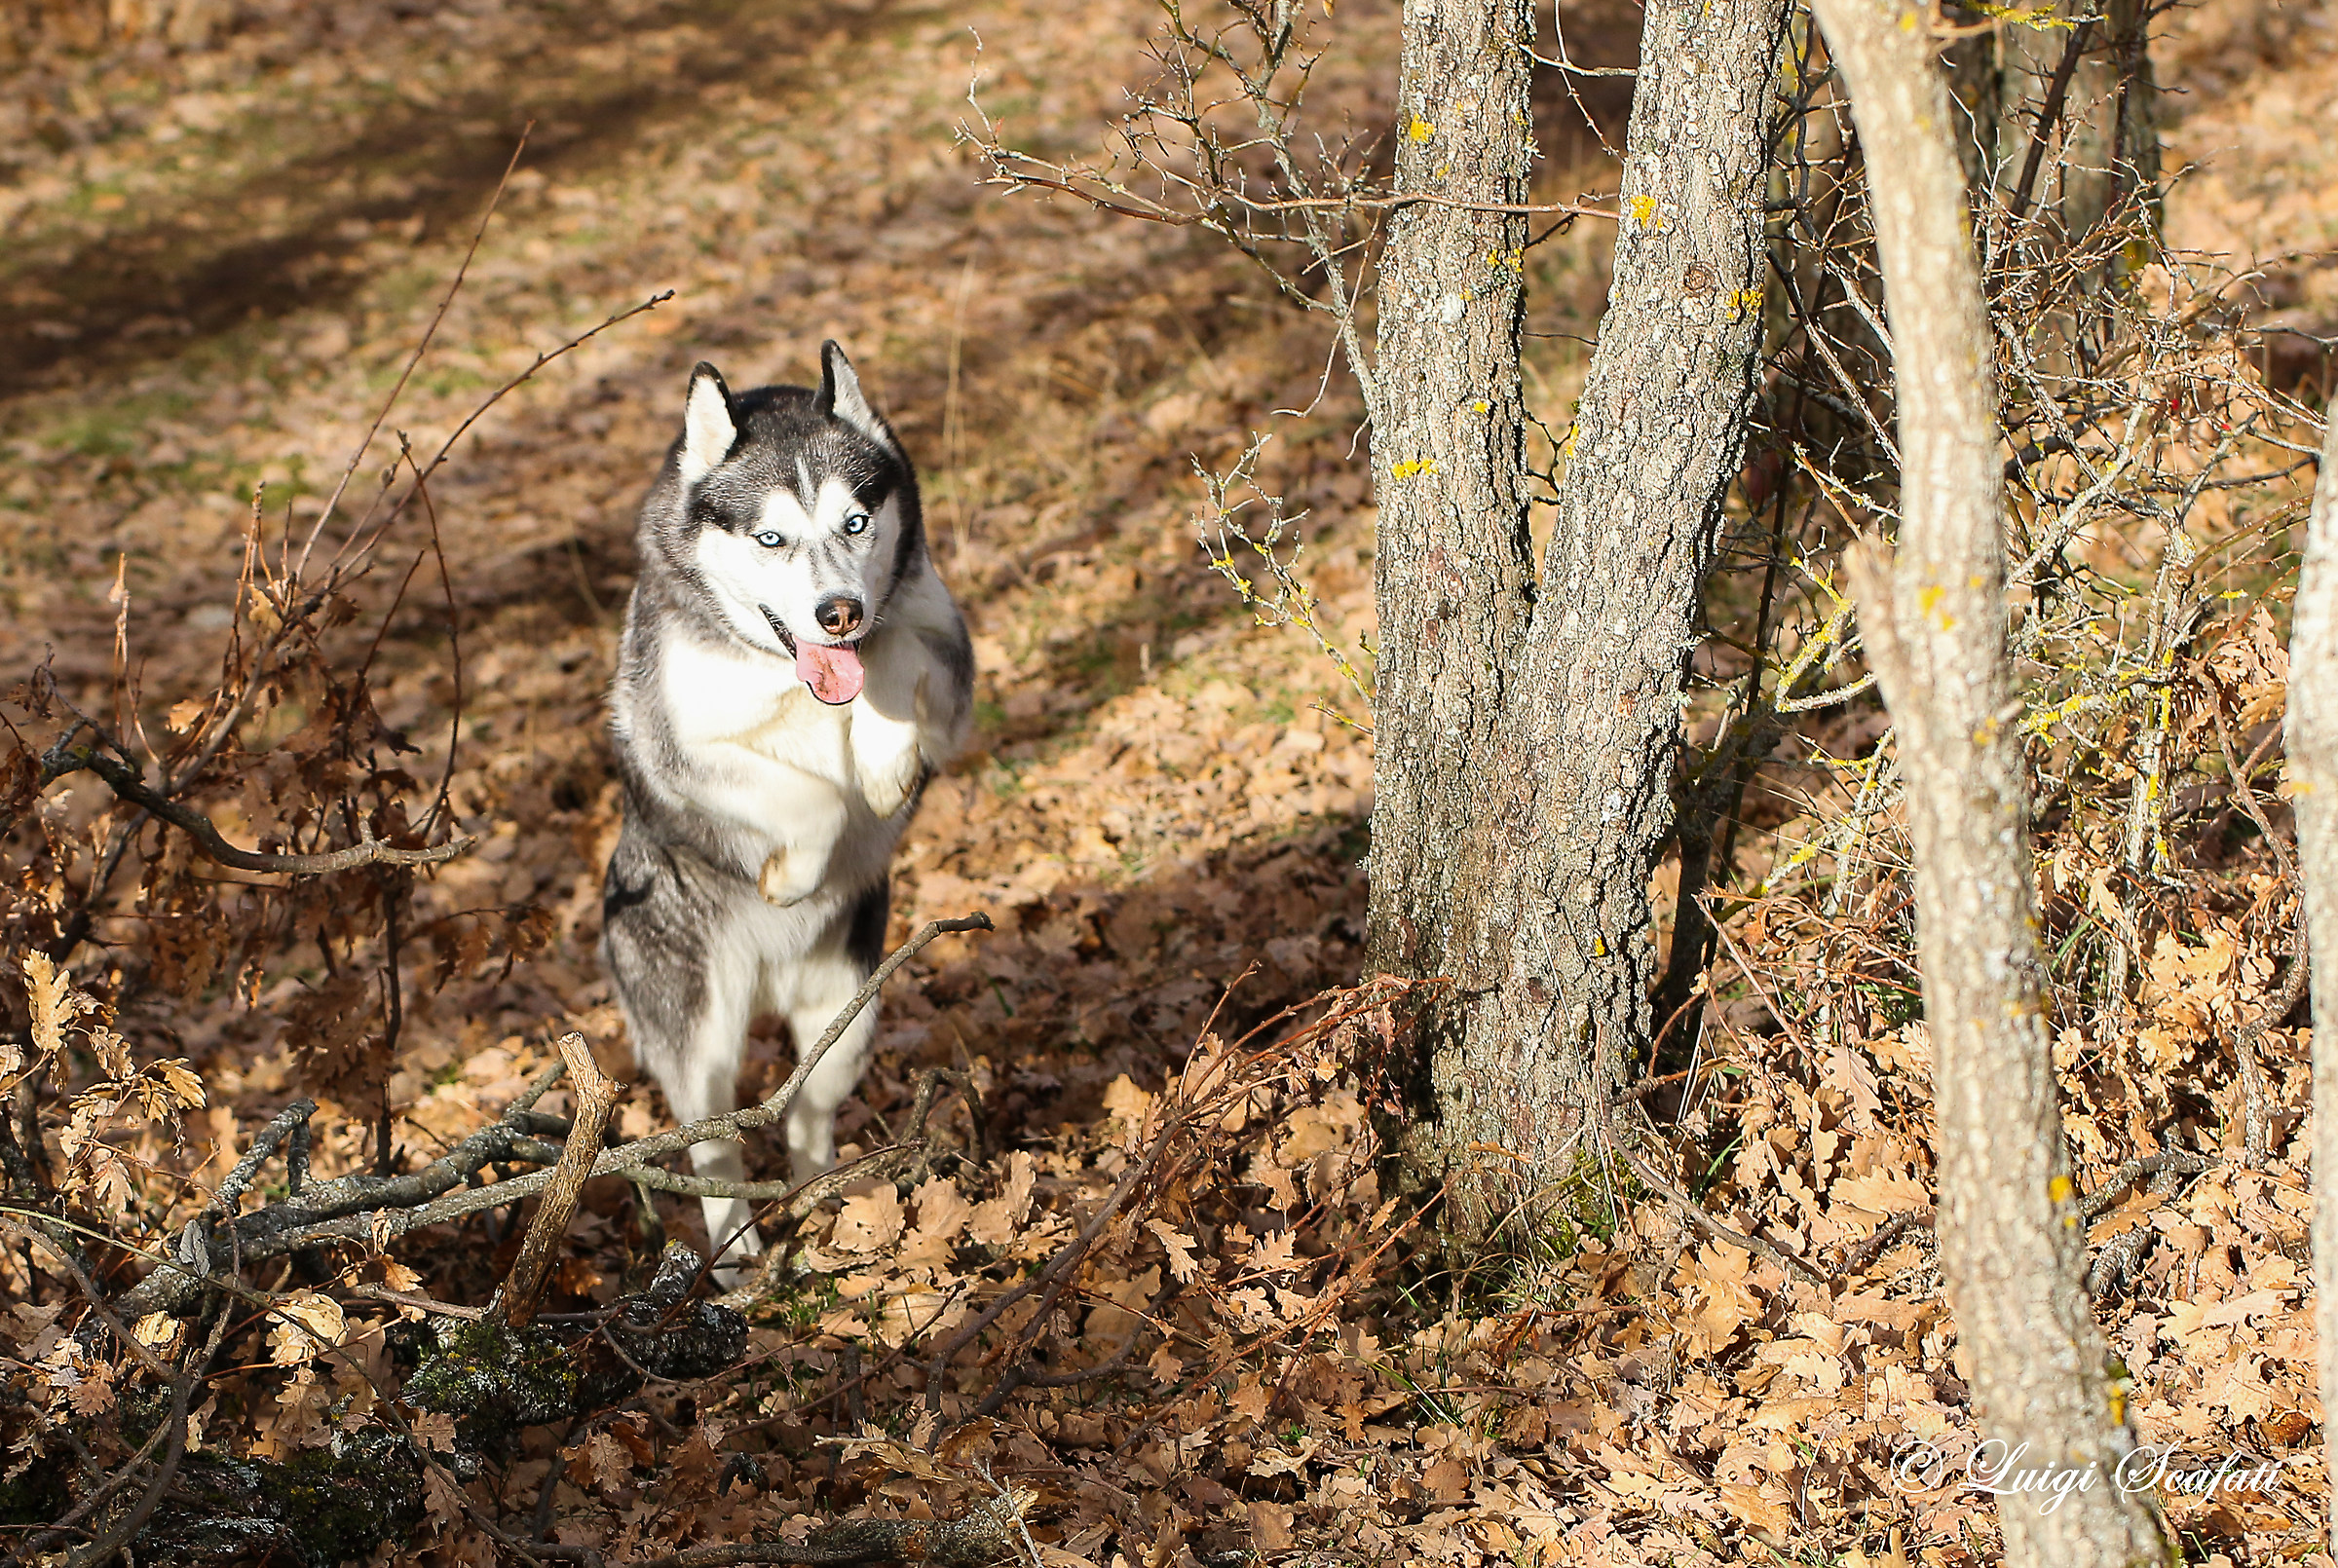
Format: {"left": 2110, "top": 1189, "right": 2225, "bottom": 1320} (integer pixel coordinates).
{"left": 851, "top": 702, "right": 924, "bottom": 820}
{"left": 756, "top": 783, "right": 848, "bottom": 906}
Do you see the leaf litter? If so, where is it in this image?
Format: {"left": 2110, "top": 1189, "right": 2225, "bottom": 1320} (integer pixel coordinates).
{"left": 0, "top": 0, "right": 2330, "bottom": 1563}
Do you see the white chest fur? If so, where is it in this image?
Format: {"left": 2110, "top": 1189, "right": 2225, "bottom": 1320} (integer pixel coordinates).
{"left": 660, "top": 634, "right": 926, "bottom": 823}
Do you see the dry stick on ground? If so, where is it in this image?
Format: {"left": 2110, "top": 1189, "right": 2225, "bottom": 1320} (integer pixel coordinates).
{"left": 2080, "top": 1148, "right": 2212, "bottom": 1223}
{"left": 493, "top": 1032, "right": 619, "bottom": 1328}
{"left": 1595, "top": 1105, "right": 1828, "bottom": 1286}
{"left": 116, "top": 1063, "right": 571, "bottom": 1316}
{"left": 0, "top": 1218, "right": 176, "bottom": 1380}
{"left": 2085, "top": 1162, "right": 2190, "bottom": 1298}
{"left": 1810, "top": 0, "right": 2172, "bottom": 1560}
{"left": 1834, "top": 1208, "right": 1937, "bottom": 1278}
{"left": 2285, "top": 392, "right": 2338, "bottom": 1562}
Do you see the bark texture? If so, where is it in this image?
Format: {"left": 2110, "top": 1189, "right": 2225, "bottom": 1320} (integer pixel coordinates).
{"left": 1367, "top": 0, "right": 1539, "bottom": 1003}
{"left": 2291, "top": 396, "right": 2338, "bottom": 1559}
{"left": 1812, "top": 0, "right": 2168, "bottom": 1560}
{"left": 1414, "top": 0, "right": 1785, "bottom": 1234}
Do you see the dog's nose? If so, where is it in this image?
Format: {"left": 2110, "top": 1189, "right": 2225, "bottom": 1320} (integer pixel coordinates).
{"left": 815, "top": 596, "right": 864, "bottom": 638}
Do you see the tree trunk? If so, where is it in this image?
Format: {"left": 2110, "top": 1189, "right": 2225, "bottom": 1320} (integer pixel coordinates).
{"left": 1367, "top": 0, "right": 1539, "bottom": 1005}
{"left": 1811, "top": 0, "right": 2169, "bottom": 1560}
{"left": 1948, "top": 0, "right": 2159, "bottom": 246}
{"left": 2290, "top": 394, "right": 2338, "bottom": 1559}
{"left": 1407, "top": 0, "right": 1785, "bottom": 1237}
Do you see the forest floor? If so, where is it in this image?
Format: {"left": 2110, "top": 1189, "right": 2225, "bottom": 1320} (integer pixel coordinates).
{"left": 2, "top": 0, "right": 2335, "bottom": 1562}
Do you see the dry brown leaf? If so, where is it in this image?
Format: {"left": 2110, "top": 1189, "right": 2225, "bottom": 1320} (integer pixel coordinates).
{"left": 832, "top": 1184, "right": 908, "bottom": 1254}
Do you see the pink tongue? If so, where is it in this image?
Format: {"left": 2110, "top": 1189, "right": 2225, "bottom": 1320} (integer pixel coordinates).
{"left": 796, "top": 641, "right": 865, "bottom": 705}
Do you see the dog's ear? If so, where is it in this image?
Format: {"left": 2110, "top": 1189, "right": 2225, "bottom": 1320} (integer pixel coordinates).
{"left": 815, "top": 341, "right": 893, "bottom": 449}
{"left": 678, "top": 361, "right": 736, "bottom": 486}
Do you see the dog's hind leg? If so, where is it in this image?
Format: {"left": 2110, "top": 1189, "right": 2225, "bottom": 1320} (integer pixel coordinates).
{"left": 660, "top": 937, "right": 765, "bottom": 1283}
{"left": 781, "top": 880, "right": 889, "bottom": 1178}
{"left": 604, "top": 851, "right": 766, "bottom": 1285}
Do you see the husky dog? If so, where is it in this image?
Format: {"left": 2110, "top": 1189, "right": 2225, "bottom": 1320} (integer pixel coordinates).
{"left": 601, "top": 342, "right": 972, "bottom": 1280}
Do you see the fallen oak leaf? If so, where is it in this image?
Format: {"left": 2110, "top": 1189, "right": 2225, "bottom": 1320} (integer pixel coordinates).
{"left": 266, "top": 1289, "right": 346, "bottom": 1364}
{"left": 1146, "top": 1219, "right": 1199, "bottom": 1283}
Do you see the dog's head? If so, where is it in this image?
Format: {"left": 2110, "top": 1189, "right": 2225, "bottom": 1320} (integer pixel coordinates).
{"left": 665, "top": 342, "right": 922, "bottom": 704}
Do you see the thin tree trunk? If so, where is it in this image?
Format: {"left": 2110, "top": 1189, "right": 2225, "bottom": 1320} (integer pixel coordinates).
{"left": 1367, "top": 0, "right": 1539, "bottom": 1068}
{"left": 2290, "top": 395, "right": 2338, "bottom": 1560}
{"left": 1420, "top": 0, "right": 1787, "bottom": 1236}
{"left": 1948, "top": 0, "right": 2159, "bottom": 250}
{"left": 1812, "top": 0, "right": 2168, "bottom": 1561}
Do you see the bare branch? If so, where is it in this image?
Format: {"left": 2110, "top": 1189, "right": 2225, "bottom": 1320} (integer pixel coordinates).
{"left": 47, "top": 745, "right": 474, "bottom": 876}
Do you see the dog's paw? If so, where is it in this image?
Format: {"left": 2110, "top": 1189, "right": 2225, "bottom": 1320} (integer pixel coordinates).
{"left": 852, "top": 719, "right": 923, "bottom": 819}
{"left": 758, "top": 846, "right": 821, "bottom": 905}
{"left": 859, "top": 754, "right": 919, "bottom": 820}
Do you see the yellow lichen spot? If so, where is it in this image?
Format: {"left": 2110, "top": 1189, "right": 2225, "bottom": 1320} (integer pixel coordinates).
{"left": 1472, "top": 399, "right": 1490, "bottom": 414}
{"left": 2049, "top": 1175, "right": 2074, "bottom": 1204}
{"left": 1972, "top": 0, "right": 2082, "bottom": 27}
{"left": 1389, "top": 458, "right": 1440, "bottom": 480}
{"left": 1409, "top": 116, "right": 1435, "bottom": 141}
{"left": 1629, "top": 193, "right": 1659, "bottom": 229}
{"left": 1593, "top": 935, "right": 1607, "bottom": 956}
{"left": 1899, "top": 8, "right": 1918, "bottom": 27}
{"left": 1727, "top": 287, "right": 1764, "bottom": 319}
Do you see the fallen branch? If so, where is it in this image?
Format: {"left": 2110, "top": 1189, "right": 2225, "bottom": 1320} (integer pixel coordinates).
{"left": 118, "top": 1059, "right": 571, "bottom": 1316}
{"left": 1607, "top": 1138, "right": 1829, "bottom": 1287}
{"left": 493, "top": 1032, "right": 619, "bottom": 1327}
{"left": 1833, "top": 1207, "right": 1936, "bottom": 1277}
{"left": 2080, "top": 1147, "right": 2211, "bottom": 1221}
{"left": 207, "top": 1098, "right": 318, "bottom": 1215}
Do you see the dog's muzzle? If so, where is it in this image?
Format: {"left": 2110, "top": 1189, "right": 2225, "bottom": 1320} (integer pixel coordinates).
{"left": 761, "top": 604, "right": 866, "bottom": 706}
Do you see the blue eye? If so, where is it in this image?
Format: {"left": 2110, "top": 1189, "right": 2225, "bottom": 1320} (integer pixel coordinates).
{"left": 752, "top": 531, "right": 785, "bottom": 548}
{"left": 842, "top": 512, "right": 870, "bottom": 537}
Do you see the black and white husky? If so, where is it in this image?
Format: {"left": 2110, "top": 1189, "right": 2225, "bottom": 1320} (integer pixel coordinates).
{"left": 600, "top": 342, "right": 972, "bottom": 1280}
